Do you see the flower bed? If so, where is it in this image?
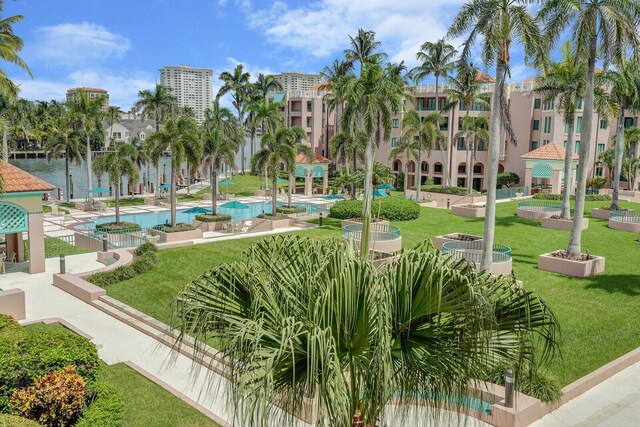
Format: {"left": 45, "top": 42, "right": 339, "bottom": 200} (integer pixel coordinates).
{"left": 192, "top": 214, "right": 231, "bottom": 231}
{"left": 451, "top": 204, "right": 486, "bottom": 218}
{"left": 275, "top": 206, "right": 306, "bottom": 215}
{"left": 541, "top": 216, "right": 589, "bottom": 231}
{"left": 517, "top": 200, "right": 562, "bottom": 220}
{"left": 538, "top": 250, "right": 605, "bottom": 277}
{"left": 149, "top": 223, "right": 202, "bottom": 243}
{"left": 95, "top": 221, "right": 141, "bottom": 232}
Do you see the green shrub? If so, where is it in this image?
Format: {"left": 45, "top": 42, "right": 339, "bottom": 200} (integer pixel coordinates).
{"left": 329, "top": 198, "right": 420, "bottom": 221}
{"left": 194, "top": 214, "right": 231, "bottom": 223}
{"left": 0, "top": 327, "right": 99, "bottom": 412}
{"left": 10, "top": 366, "right": 86, "bottom": 427}
{"left": 533, "top": 193, "right": 611, "bottom": 201}
{"left": 419, "top": 185, "right": 470, "bottom": 195}
{"left": 532, "top": 193, "right": 563, "bottom": 200}
{"left": 0, "top": 414, "right": 40, "bottom": 426}
{"left": 159, "top": 223, "right": 195, "bottom": 233}
{"left": 133, "top": 242, "right": 157, "bottom": 257}
{"left": 587, "top": 177, "right": 608, "bottom": 189}
{"left": 95, "top": 222, "right": 140, "bottom": 232}
{"left": 480, "top": 365, "right": 562, "bottom": 403}
{"left": 497, "top": 172, "right": 521, "bottom": 188}
{"left": 0, "top": 315, "right": 26, "bottom": 346}
{"left": 77, "top": 382, "right": 124, "bottom": 427}
{"left": 257, "top": 213, "right": 289, "bottom": 219}
{"left": 275, "top": 206, "right": 306, "bottom": 214}
{"left": 88, "top": 243, "right": 158, "bottom": 287}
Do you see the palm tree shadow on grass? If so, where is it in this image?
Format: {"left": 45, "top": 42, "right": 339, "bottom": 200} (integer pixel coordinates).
{"left": 583, "top": 274, "right": 640, "bottom": 297}
{"left": 494, "top": 214, "right": 539, "bottom": 228}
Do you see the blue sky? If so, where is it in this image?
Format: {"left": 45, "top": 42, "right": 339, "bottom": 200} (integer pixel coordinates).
{"left": 5, "top": 0, "right": 537, "bottom": 110}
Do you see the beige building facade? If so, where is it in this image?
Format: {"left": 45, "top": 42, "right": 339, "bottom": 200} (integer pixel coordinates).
{"left": 66, "top": 87, "right": 109, "bottom": 111}
{"left": 273, "top": 73, "right": 322, "bottom": 92}
{"left": 160, "top": 65, "right": 213, "bottom": 123}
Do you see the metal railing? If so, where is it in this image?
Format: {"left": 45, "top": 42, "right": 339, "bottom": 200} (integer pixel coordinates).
{"left": 24, "top": 235, "right": 95, "bottom": 260}
{"left": 442, "top": 240, "right": 512, "bottom": 264}
{"left": 518, "top": 200, "right": 562, "bottom": 212}
{"left": 610, "top": 210, "right": 640, "bottom": 223}
{"left": 496, "top": 186, "right": 529, "bottom": 200}
{"left": 87, "top": 226, "right": 163, "bottom": 249}
{"left": 342, "top": 223, "right": 401, "bottom": 242}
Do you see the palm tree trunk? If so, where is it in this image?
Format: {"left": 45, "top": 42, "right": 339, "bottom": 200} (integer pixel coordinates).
{"left": 271, "top": 176, "right": 278, "bottom": 218}
{"left": 561, "top": 114, "right": 576, "bottom": 219}
{"left": 65, "top": 151, "right": 71, "bottom": 203}
{"left": 403, "top": 161, "right": 409, "bottom": 194}
{"left": 467, "top": 145, "right": 474, "bottom": 195}
{"left": 360, "top": 135, "right": 375, "bottom": 259}
{"left": 211, "top": 165, "right": 218, "bottom": 215}
{"left": 567, "top": 36, "right": 597, "bottom": 258}
{"left": 170, "top": 161, "right": 177, "bottom": 227}
{"left": 156, "top": 162, "right": 161, "bottom": 198}
{"left": 288, "top": 173, "right": 294, "bottom": 207}
{"left": 416, "top": 148, "right": 423, "bottom": 201}
{"left": 239, "top": 111, "right": 245, "bottom": 173}
{"left": 86, "top": 134, "right": 93, "bottom": 199}
{"left": 481, "top": 59, "right": 506, "bottom": 273}
{"left": 352, "top": 154, "right": 357, "bottom": 199}
{"left": 2, "top": 128, "right": 8, "bottom": 162}
{"left": 611, "top": 109, "right": 625, "bottom": 210}
{"left": 436, "top": 75, "right": 450, "bottom": 187}
{"left": 115, "top": 178, "right": 121, "bottom": 224}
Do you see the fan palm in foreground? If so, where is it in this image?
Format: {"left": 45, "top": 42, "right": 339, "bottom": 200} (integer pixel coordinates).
{"left": 172, "top": 235, "right": 559, "bottom": 427}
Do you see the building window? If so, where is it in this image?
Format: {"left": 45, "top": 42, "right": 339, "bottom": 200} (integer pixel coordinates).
{"left": 139, "top": 132, "right": 146, "bottom": 141}
{"left": 543, "top": 99, "right": 554, "bottom": 111}
{"left": 440, "top": 117, "right": 449, "bottom": 131}
{"left": 477, "top": 141, "right": 486, "bottom": 151}
{"left": 543, "top": 139, "right": 550, "bottom": 145}
{"left": 595, "top": 167, "right": 603, "bottom": 177}
{"left": 543, "top": 117, "right": 552, "bottom": 133}
{"left": 531, "top": 141, "right": 539, "bottom": 150}
{"left": 600, "top": 119, "right": 607, "bottom": 129}
{"left": 438, "top": 97, "right": 447, "bottom": 110}
{"left": 532, "top": 119, "right": 540, "bottom": 131}
{"left": 416, "top": 97, "right": 424, "bottom": 111}
{"left": 426, "top": 97, "right": 436, "bottom": 110}
{"left": 433, "top": 177, "right": 442, "bottom": 185}
{"left": 624, "top": 117, "right": 635, "bottom": 128}
{"left": 421, "top": 162, "right": 428, "bottom": 172}
{"left": 457, "top": 137, "right": 466, "bottom": 150}
{"left": 534, "top": 98, "right": 541, "bottom": 109}
{"left": 576, "top": 116, "right": 583, "bottom": 134}
{"left": 473, "top": 164, "right": 483, "bottom": 174}
{"left": 113, "top": 132, "right": 121, "bottom": 139}
{"left": 597, "top": 143, "right": 605, "bottom": 153}
{"left": 458, "top": 163, "right": 466, "bottom": 174}
{"left": 575, "top": 98, "right": 582, "bottom": 109}
{"left": 575, "top": 141, "right": 580, "bottom": 153}
{"left": 306, "top": 101, "right": 312, "bottom": 112}
{"left": 391, "top": 137, "right": 398, "bottom": 147}
{"left": 393, "top": 119, "right": 399, "bottom": 128}
{"left": 434, "top": 163, "right": 443, "bottom": 173}
{"left": 458, "top": 118, "right": 464, "bottom": 130}
{"left": 306, "top": 117, "right": 312, "bottom": 128}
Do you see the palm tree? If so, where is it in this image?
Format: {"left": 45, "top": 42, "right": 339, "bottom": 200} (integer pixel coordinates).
{"left": 68, "top": 92, "right": 105, "bottom": 198}
{"left": 253, "top": 73, "right": 283, "bottom": 97}
{"left": 402, "top": 110, "right": 446, "bottom": 201}
{"left": 105, "top": 106, "right": 122, "bottom": 149}
{"left": 455, "top": 116, "right": 489, "bottom": 194}
{"left": 146, "top": 116, "right": 202, "bottom": 226}
{"left": 598, "top": 148, "right": 615, "bottom": 180}
{"left": 537, "top": 0, "right": 640, "bottom": 258}
{"left": 532, "top": 42, "right": 588, "bottom": 219}
{"left": 388, "top": 132, "right": 419, "bottom": 194}
{"left": 247, "top": 75, "right": 284, "bottom": 160}
{"left": 603, "top": 61, "right": 640, "bottom": 209}
{"left": 44, "top": 113, "right": 82, "bottom": 203}
{"left": 172, "top": 235, "right": 559, "bottom": 427}
{"left": 344, "top": 28, "right": 388, "bottom": 74}
{"left": 612, "top": 127, "right": 640, "bottom": 190}
{"left": 449, "top": 0, "right": 543, "bottom": 272}
{"left": 218, "top": 65, "right": 251, "bottom": 173}
{"left": 92, "top": 144, "right": 138, "bottom": 224}
{"left": 134, "top": 84, "right": 176, "bottom": 196}
{"left": 253, "top": 126, "right": 307, "bottom": 215}
{"left": 201, "top": 101, "right": 242, "bottom": 215}
{"left": 320, "top": 59, "right": 354, "bottom": 138}
{"left": 339, "top": 60, "right": 405, "bottom": 258}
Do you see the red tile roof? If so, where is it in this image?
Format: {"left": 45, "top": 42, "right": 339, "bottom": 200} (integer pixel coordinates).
{"left": 311, "top": 82, "right": 329, "bottom": 91}
{"left": 296, "top": 153, "right": 331, "bottom": 163}
{"left": 521, "top": 143, "right": 579, "bottom": 161}
{"left": 476, "top": 72, "right": 495, "bottom": 83}
{"left": 67, "top": 87, "right": 108, "bottom": 93}
{"left": 0, "top": 161, "right": 55, "bottom": 193}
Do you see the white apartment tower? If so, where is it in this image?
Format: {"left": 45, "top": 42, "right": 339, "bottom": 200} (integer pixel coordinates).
{"left": 159, "top": 65, "right": 213, "bottom": 123}
{"left": 274, "top": 72, "right": 322, "bottom": 92}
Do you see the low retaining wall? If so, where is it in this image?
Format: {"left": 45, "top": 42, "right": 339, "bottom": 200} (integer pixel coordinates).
{"left": 609, "top": 218, "right": 640, "bottom": 233}
{"left": 590, "top": 208, "right": 612, "bottom": 220}
{"left": 452, "top": 205, "right": 486, "bottom": 218}
{"left": 250, "top": 217, "right": 294, "bottom": 232}
{"left": 517, "top": 208, "right": 558, "bottom": 220}
{"left": 406, "top": 189, "right": 486, "bottom": 207}
{"left": 150, "top": 228, "right": 203, "bottom": 243}
{"left": 192, "top": 219, "right": 229, "bottom": 231}
{"left": 538, "top": 252, "right": 605, "bottom": 277}
{"left": 541, "top": 217, "right": 589, "bottom": 231}
{"left": 0, "top": 288, "right": 25, "bottom": 320}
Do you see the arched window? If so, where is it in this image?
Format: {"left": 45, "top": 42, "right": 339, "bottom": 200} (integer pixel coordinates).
{"left": 458, "top": 163, "right": 466, "bottom": 174}
{"left": 407, "top": 161, "right": 416, "bottom": 173}
{"left": 393, "top": 159, "right": 402, "bottom": 172}
{"left": 473, "top": 163, "right": 483, "bottom": 174}
{"left": 139, "top": 132, "right": 146, "bottom": 141}
{"left": 421, "top": 162, "right": 429, "bottom": 173}
{"left": 433, "top": 163, "right": 443, "bottom": 174}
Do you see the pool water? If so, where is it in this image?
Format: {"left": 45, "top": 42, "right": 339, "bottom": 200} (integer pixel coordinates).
{"left": 76, "top": 202, "right": 322, "bottom": 230}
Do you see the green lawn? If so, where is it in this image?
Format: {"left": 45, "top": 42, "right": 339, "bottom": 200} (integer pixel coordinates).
{"left": 100, "top": 363, "right": 219, "bottom": 427}
{"left": 191, "top": 173, "right": 290, "bottom": 197}
{"left": 106, "top": 200, "right": 640, "bottom": 387}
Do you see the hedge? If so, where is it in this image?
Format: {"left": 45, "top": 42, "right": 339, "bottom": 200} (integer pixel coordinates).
{"left": 77, "top": 382, "right": 125, "bottom": 427}
{"left": 419, "top": 185, "right": 472, "bottom": 195}
{"left": 275, "top": 206, "right": 306, "bottom": 214}
{"left": 0, "top": 414, "right": 40, "bottom": 427}
{"left": 329, "top": 198, "right": 420, "bottom": 221}
{"left": 87, "top": 243, "right": 158, "bottom": 287}
{"left": 0, "top": 323, "right": 99, "bottom": 412}
{"left": 194, "top": 214, "right": 231, "bottom": 222}
{"left": 160, "top": 223, "right": 195, "bottom": 233}
{"left": 0, "top": 314, "right": 26, "bottom": 345}
{"left": 532, "top": 193, "right": 611, "bottom": 201}
{"left": 95, "top": 222, "right": 141, "bottom": 232}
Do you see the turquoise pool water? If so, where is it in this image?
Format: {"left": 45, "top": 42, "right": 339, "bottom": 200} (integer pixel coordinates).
{"left": 76, "top": 202, "right": 323, "bottom": 230}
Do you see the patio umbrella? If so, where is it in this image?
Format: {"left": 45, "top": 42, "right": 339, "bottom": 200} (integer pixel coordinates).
{"left": 323, "top": 194, "right": 345, "bottom": 199}
{"left": 160, "top": 183, "right": 171, "bottom": 189}
{"left": 219, "top": 179, "right": 235, "bottom": 186}
{"left": 220, "top": 200, "right": 250, "bottom": 210}
{"left": 376, "top": 183, "right": 394, "bottom": 190}
{"left": 89, "top": 187, "right": 110, "bottom": 194}
{"left": 182, "top": 207, "right": 211, "bottom": 214}
{"left": 372, "top": 189, "right": 389, "bottom": 198}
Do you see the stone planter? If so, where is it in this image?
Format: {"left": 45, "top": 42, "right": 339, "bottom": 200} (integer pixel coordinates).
{"left": 591, "top": 208, "right": 613, "bottom": 220}
{"left": 451, "top": 205, "right": 485, "bottom": 218}
{"left": 150, "top": 228, "right": 203, "bottom": 243}
{"left": 191, "top": 219, "right": 229, "bottom": 231}
{"left": 541, "top": 217, "right": 589, "bottom": 231}
{"left": 517, "top": 207, "right": 559, "bottom": 220}
{"left": 74, "top": 202, "right": 93, "bottom": 212}
{"left": 609, "top": 218, "right": 640, "bottom": 233}
{"left": 144, "top": 197, "right": 169, "bottom": 206}
{"left": 145, "top": 235, "right": 160, "bottom": 244}
{"left": 538, "top": 251, "right": 605, "bottom": 277}
{"left": 340, "top": 219, "right": 390, "bottom": 229}
{"left": 433, "top": 233, "right": 482, "bottom": 250}
{"left": 250, "top": 217, "right": 294, "bottom": 232}
{"left": 0, "top": 288, "right": 25, "bottom": 320}
{"left": 490, "top": 259, "right": 513, "bottom": 276}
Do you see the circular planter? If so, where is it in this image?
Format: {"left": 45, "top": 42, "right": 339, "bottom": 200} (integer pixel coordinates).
{"left": 441, "top": 240, "right": 512, "bottom": 276}
{"left": 433, "top": 233, "right": 483, "bottom": 250}
{"left": 517, "top": 201, "right": 562, "bottom": 220}
{"left": 145, "top": 235, "right": 160, "bottom": 244}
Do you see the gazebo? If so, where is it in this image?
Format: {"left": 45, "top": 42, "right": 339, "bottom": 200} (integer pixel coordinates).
{"left": 0, "top": 162, "right": 54, "bottom": 274}
{"left": 294, "top": 153, "right": 331, "bottom": 195}
{"left": 521, "top": 143, "right": 578, "bottom": 194}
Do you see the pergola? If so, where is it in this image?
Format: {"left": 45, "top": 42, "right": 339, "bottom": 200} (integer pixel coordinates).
{"left": 521, "top": 143, "right": 578, "bottom": 194}
{"left": 0, "top": 162, "right": 54, "bottom": 274}
{"left": 294, "top": 153, "right": 331, "bottom": 195}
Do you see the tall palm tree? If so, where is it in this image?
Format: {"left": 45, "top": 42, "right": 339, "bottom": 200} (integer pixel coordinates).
{"left": 456, "top": 116, "right": 489, "bottom": 194}
{"left": 253, "top": 73, "right": 283, "bottom": 97}
{"left": 92, "top": 144, "right": 139, "bottom": 224}
{"left": 134, "top": 84, "right": 176, "bottom": 196}
{"left": 538, "top": 0, "right": 640, "bottom": 258}
{"left": 449, "top": 0, "right": 543, "bottom": 272}
{"left": 603, "top": 61, "right": 640, "bottom": 209}
{"left": 612, "top": 127, "right": 640, "bottom": 190}
{"left": 201, "top": 101, "right": 242, "bottom": 215}
{"left": 532, "top": 41, "right": 588, "bottom": 219}
{"left": 247, "top": 75, "right": 284, "bottom": 159}
{"left": 146, "top": 116, "right": 202, "bottom": 226}
{"left": 44, "top": 113, "right": 82, "bottom": 203}
{"left": 172, "top": 235, "right": 559, "bottom": 427}
{"left": 388, "top": 132, "right": 419, "bottom": 194}
{"left": 253, "top": 126, "right": 307, "bottom": 215}
{"left": 68, "top": 92, "right": 105, "bottom": 198}
{"left": 443, "top": 62, "right": 490, "bottom": 188}
{"left": 105, "top": 106, "right": 122, "bottom": 149}
{"left": 218, "top": 65, "right": 251, "bottom": 173}
{"left": 320, "top": 59, "right": 354, "bottom": 139}
{"left": 344, "top": 28, "right": 388, "bottom": 75}
{"left": 339, "top": 60, "right": 405, "bottom": 258}
{"left": 402, "top": 110, "right": 446, "bottom": 201}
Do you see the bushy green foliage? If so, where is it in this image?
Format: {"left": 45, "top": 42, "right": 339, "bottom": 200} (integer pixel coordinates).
{"left": 497, "top": 172, "right": 521, "bottom": 188}
{"left": 275, "top": 206, "right": 306, "bottom": 214}
{"left": 88, "top": 243, "right": 158, "bottom": 287}
{"left": 533, "top": 193, "right": 611, "bottom": 201}
{"left": 95, "top": 222, "right": 141, "bottom": 232}
{"left": 0, "top": 326, "right": 99, "bottom": 412}
{"left": 194, "top": 214, "right": 232, "bottom": 222}
{"left": 0, "top": 414, "right": 40, "bottom": 426}
{"left": 0, "top": 315, "right": 26, "bottom": 345}
{"left": 160, "top": 223, "right": 195, "bottom": 233}
{"left": 10, "top": 366, "right": 86, "bottom": 427}
{"left": 586, "top": 177, "right": 608, "bottom": 189}
{"left": 329, "top": 198, "right": 420, "bottom": 221}
{"left": 77, "top": 382, "right": 124, "bottom": 427}
{"left": 482, "top": 365, "right": 562, "bottom": 403}
{"left": 420, "top": 185, "right": 470, "bottom": 195}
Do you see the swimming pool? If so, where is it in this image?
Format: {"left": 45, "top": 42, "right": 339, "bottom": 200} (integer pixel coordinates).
{"left": 76, "top": 202, "right": 324, "bottom": 230}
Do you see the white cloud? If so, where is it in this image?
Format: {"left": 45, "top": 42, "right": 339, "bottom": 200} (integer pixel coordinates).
{"left": 28, "top": 22, "right": 131, "bottom": 68}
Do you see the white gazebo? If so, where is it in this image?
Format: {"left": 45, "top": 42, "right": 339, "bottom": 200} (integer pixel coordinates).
{"left": 521, "top": 143, "right": 579, "bottom": 194}
{"left": 294, "top": 153, "right": 331, "bottom": 196}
